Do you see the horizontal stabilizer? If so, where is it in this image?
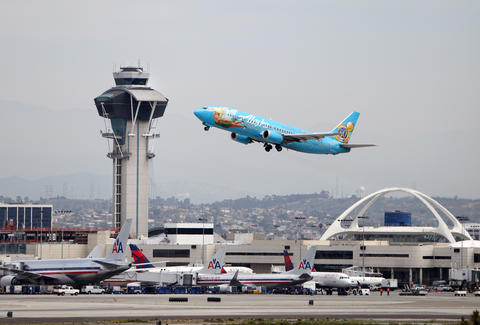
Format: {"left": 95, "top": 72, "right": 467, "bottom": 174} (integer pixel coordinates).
{"left": 283, "top": 132, "right": 338, "bottom": 143}
{"left": 93, "top": 260, "right": 128, "bottom": 270}
{"left": 340, "top": 144, "right": 376, "bottom": 149}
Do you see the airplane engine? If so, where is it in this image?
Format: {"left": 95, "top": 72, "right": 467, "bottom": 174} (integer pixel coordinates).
{"left": 0, "top": 275, "right": 19, "bottom": 287}
{"left": 261, "top": 130, "right": 283, "bottom": 144}
{"left": 230, "top": 133, "right": 252, "bottom": 145}
{"left": 216, "top": 284, "right": 232, "bottom": 293}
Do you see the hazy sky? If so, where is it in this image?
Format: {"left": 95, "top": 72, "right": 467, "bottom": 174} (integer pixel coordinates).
{"left": 0, "top": 1, "right": 479, "bottom": 201}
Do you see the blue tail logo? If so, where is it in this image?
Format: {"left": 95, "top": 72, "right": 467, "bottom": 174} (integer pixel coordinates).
{"left": 332, "top": 111, "right": 360, "bottom": 144}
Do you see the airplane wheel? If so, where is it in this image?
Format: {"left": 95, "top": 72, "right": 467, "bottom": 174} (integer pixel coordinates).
{"left": 204, "top": 126, "right": 210, "bottom": 131}
{"left": 275, "top": 145, "right": 282, "bottom": 152}
{"left": 265, "top": 147, "right": 271, "bottom": 152}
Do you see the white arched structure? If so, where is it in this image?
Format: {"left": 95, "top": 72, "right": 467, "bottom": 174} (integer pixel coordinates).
{"left": 320, "top": 187, "right": 472, "bottom": 243}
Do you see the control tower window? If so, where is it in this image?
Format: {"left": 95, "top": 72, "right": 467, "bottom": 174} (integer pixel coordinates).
{"left": 114, "top": 78, "right": 148, "bottom": 86}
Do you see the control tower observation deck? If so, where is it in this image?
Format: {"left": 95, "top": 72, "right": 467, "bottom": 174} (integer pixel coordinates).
{"left": 94, "top": 66, "right": 168, "bottom": 238}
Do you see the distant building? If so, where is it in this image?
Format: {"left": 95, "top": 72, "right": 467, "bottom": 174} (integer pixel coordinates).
{"left": 384, "top": 211, "right": 411, "bottom": 226}
{"left": 0, "top": 203, "right": 52, "bottom": 230}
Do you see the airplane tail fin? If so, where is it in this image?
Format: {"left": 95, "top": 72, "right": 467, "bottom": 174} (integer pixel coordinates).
{"left": 287, "top": 246, "right": 316, "bottom": 275}
{"left": 129, "top": 244, "right": 155, "bottom": 269}
{"left": 198, "top": 246, "right": 226, "bottom": 274}
{"left": 330, "top": 111, "right": 360, "bottom": 144}
{"left": 284, "top": 250, "right": 294, "bottom": 272}
{"left": 87, "top": 245, "right": 104, "bottom": 259}
{"left": 106, "top": 219, "right": 132, "bottom": 262}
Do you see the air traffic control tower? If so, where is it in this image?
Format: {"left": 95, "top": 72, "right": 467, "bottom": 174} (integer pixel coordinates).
{"left": 94, "top": 67, "right": 168, "bottom": 238}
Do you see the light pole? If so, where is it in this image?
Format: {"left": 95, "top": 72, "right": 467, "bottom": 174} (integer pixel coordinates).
{"left": 40, "top": 208, "right": 43, "bottom": 259}
{"left": 357, "top": 215, "right": 369, "bottom": 276}
{"left": 456, "top": 216, "right": 469, "bottom": 270}
{"left": 198, "top": 217, "right": 207, "bottom": 265}
{"left": 295, "top": 216, "right": 306, "bottom": 259}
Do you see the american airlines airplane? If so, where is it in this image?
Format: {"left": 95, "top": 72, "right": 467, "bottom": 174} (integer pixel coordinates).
{"left": 0, "top": 219, "right": 132, "bottom": 287}
{"left": 196, "top": 246, "right": 316, "bottom": 289}
{"left": 194, "top": 107, "right": 374, "bottom": 154}
{"left": 283, "top": 250, "right": 354, "bottom": 293}
{"left": 103, "top": 245, "right": 252, "bottom": 285}
{"left": 128, "top": 244, "right": 253, "bottom": 274}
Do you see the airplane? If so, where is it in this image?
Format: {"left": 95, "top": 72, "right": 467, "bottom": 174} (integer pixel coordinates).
{"left": 128, "top": 244, "right": 253, "bottom": 274}
{"left": 193, "top": 107, "right": 374, "bottom": 154}
{"left": 283, "top": 250, "right": 353, "bottom": 294}
{"left": 103, "top": 245, "right": 251, "bottom": 285}
{"left": 196, "top": 246, "right": 316, "bottom": 289}
{"left": 0, "top": 219, "right": 132, "bottom": 288}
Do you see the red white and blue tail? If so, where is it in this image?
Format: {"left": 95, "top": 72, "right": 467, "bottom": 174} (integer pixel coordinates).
{"left": 198, "top": 246, "right": 226, "bottom": 274}
{"left": 106, "top": 219, "right": 132, "bottom": 262}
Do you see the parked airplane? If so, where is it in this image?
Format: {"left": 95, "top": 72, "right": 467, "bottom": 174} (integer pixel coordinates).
{"left": 128, "top": 244, "right": 253, "bottom": 274}
{"left": 196, "top": 246, "right": 316, "bottom": 289}
{"left": 283, "top": 250, "right": 353, "bottom": 293}
{"left": 103, "top": 245, "right": 233, "bottom": 285}
{"left": 0, "top": 219, "right": 132, "bottom": 287}
{"left": 194, "top": 107, "right": 374, "bottom": 154}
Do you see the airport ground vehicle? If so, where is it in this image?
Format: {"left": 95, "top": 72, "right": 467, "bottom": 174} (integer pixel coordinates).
{"left": 81, "top": 285, "right": 105, "bottom": 294}
{"left": 53, "top": 285, "right": 79, "bottom": 296}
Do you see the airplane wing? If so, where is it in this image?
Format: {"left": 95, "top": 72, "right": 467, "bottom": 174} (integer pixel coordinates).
{"left": 0, "top": 266, "right": 56, "bottom": 282}
{"left": 229, "top": 270, "right": 243, "bottom": 287}
{"left": 340, "top": 144, "right": 376, "bottom": 148}
{"left": 282, "top": 132, "right": 338, "bottom": 143}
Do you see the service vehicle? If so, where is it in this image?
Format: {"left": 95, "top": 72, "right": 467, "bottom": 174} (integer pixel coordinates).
{"left": 53, "top": 285, "right": 79, "bottom": 296}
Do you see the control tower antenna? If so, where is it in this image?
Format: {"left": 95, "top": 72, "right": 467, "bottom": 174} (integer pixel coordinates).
{"left": 94, "top": 66, "right": 169, "bottom": 238}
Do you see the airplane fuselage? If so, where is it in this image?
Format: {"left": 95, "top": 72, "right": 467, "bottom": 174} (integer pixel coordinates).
{"left": 194, "top": 107, "right": 351, "bottom": 154}
{"left": 197, "top": 272, "right": 311, "bottom": 288}
{"left": 3, "top": 258, "right": 129, "bottom": 286}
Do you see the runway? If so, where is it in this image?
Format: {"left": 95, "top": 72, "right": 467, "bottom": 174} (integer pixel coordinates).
{"left": 0, "top": 292, "right": 478, "bottom": 323}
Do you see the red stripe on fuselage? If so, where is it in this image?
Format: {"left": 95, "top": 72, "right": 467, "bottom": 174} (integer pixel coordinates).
{"left": 38, "top": 271, "right": 99, "bottom": 275}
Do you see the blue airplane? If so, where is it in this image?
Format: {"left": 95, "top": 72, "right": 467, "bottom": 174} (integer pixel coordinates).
{"left": 193, "top": 107, "right": 374, "bottom": 154}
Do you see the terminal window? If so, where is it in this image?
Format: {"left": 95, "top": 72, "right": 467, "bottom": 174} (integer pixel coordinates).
{"left": 315, "top": 250, "right": 353, "bottom": 259}
{"left": 153, "top": 249, "right": 190, "bottom": 258}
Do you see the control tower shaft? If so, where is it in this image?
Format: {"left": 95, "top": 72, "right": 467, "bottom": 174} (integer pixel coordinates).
{"left": 94, "top": 67, "right": 168, "bottom": 238}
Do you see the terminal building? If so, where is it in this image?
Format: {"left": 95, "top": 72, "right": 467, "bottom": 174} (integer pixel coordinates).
{"left": 1, "top": 188, "right": 479, "bottom": 287}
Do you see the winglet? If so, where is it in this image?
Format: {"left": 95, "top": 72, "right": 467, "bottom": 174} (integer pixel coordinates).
{"left": 106, "top": 219, "right": 132, "bottom": 262}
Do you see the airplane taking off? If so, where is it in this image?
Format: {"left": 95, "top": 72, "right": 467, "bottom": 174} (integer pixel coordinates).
{"left": 0, "top": 219, "right": 132, "bottom": 287}
{"left": 194, "top": 107, "right": 374, "bottom": 154}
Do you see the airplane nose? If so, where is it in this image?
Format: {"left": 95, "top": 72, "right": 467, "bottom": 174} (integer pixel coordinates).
{"left": 194, "top": 109, "right": 206, "bottom": 120}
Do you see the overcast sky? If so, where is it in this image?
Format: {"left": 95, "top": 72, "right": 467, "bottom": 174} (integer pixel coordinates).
{"left": 0, "top": 1, "right": 479, "bottom": 201}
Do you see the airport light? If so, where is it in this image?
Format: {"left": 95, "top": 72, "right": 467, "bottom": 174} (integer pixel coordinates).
{"left": 456, "top": 216, "right": 469, "bottom": 269}
{"left": 198, "top": 217, "right": 208, "bottom": 265}
{"left": 357, "top": 215, "right": 369, "bottom": 276}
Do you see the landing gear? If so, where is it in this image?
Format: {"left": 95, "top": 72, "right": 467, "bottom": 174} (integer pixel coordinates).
{"left": 264, "top": 144, "right": 273, "bottom": 152}
{"left": 204, "top": 126, "right": 210, "bottom": 131}
{"left": 275, "top": 145, "right": 282, "bottom": 152}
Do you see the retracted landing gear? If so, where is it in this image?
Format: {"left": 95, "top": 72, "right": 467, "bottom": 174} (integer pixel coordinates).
{"left": 264, "top": 143, "right": 273, "bottom": 152}
{"left": 275, "top": 145, "right": 282, "bottom": 152}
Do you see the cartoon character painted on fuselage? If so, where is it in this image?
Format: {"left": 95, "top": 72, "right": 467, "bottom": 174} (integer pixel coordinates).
{"left": 194, "top": 107, "right": 374, "bottom": 154}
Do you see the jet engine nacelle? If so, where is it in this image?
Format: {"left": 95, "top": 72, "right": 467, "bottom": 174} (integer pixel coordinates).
{"left": 230, "top": 133, "right": 252, "bottom": 145}
{"left": 0, "top": 275, "right": 18, "bottom": 287}
{"left": 261, "top": 130, "right": 283, "bottom": 144}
